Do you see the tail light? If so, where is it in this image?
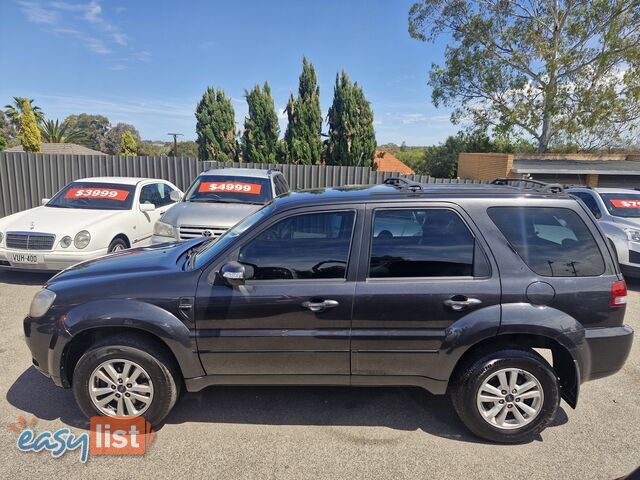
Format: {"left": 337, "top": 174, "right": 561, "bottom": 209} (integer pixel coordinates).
{"left": 610, "top": 280, "right": 628, "bottom": 307}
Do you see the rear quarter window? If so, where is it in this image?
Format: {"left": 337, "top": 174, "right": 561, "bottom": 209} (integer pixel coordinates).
{"left": 488, "top": 206, "right": 605, "bottom": 277}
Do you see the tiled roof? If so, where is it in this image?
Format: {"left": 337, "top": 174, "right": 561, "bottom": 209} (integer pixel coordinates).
{"left": 374, "top": 150, "right": 415, "bottom": 174}
{"left": 4, "top": 143, "right": 106, "bottom": 155}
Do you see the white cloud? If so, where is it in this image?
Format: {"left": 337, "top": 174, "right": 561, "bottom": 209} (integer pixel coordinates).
{"left": 18, "top": 1, "right": 133, "bottom": 57}
{"left": 18, "top": 1, "right": 60, "bottom": 24}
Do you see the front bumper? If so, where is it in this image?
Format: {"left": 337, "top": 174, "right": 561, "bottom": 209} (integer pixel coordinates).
{"left": 23, "top": 311, "right": 71, "bottom": 387}
{"left": 0, "top": 247, "right": 108, "bottom": 272}
{"left": 583, "top": 325, "right": 634, "bottom": 381}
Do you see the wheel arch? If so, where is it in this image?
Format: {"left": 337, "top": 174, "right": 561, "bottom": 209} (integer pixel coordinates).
{"left": 449, "top": 333, "right": 580, "bottom": 409}
{"left": 61, "top": 326, "right": 181, "bottom": 388}
{"left": 57, "top": 299, "right": 205, "bottom": 387}
{"left": 109, "top": 233, "right": 131, "bottom": 249}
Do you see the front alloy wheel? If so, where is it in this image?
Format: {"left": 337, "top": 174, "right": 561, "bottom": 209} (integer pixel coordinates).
{"left": 89, "top": 359, "right": 155, "bottom": 417}
{"left": 73, "top": 334, "right": 180, "bottom": 426}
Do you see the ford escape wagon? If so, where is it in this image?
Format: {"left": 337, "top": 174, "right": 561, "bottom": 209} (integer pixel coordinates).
{"left": 23, "top": 180, "right": 633, "bottom": 443}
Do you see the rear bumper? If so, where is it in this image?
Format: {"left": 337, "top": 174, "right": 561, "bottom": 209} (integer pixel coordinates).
{"left": 583, "top": 325, "right": 634, "bottom": 381}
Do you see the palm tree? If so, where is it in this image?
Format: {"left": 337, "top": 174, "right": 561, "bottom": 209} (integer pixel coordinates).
{"left": 4, "top": 97, "right": 44, "bottom": 127}
{"left": 40, "top": 119, "right": 86, "bottom": 144}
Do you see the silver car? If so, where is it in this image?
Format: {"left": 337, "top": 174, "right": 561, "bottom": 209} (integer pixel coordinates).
{"left": 152, "top": 168, "right": 290, "bottom": 243}
{"left": 568, "top": 187, "right": 640, "bottom": 278}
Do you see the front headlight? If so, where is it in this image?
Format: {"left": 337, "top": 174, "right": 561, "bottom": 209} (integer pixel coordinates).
{"left": 29, "top": 288, "right": 56, "bottom": 318}
{"left": 74, "top": 230, "right": 91, "bottom": 249}
{"left": 154, "top": 220, "right": 176, "bottom": 238}
{"left": 625, "top": 229, "right": 640, "bottom": 242}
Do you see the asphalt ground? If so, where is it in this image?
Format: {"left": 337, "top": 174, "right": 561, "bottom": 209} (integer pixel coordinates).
{"left": 0, "top": 270, "right": 638, "bottom": 479}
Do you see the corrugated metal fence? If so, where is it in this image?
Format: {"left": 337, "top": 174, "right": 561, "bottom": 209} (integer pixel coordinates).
{"left": 0, "top": 152, "right": 486, "bottom": 218}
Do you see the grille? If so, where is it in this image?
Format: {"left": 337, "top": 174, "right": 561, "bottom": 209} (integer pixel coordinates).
{"left": 6, "top": 232, "right": 56, "bottom": 250}
{"left": 179, "top": 225, "right": 228, "bottom": 241}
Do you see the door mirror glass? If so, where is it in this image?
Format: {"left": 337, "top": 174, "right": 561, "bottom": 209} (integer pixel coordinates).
{"left": 219, "top": 261, "right": 246, "bottom": 287}
{"left": 169, "top": 190, "right": 183, "bottom": 202}
{"left": 140, "top": 203, "right": 156, "bottom": 212}
{"left": 41, "top": 198, "right": 50, "bottom": 206}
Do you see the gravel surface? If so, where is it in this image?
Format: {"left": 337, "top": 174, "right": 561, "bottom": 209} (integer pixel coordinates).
{"left": 0, "top": 270, "right": 638, "bottom": 479}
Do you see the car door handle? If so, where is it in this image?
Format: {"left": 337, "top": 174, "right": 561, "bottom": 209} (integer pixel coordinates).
{"left": 301, "top": 299, "right": 339, "bottom": 312}
{"left": 443, "top": 296, "right": 482, "bottom": 311}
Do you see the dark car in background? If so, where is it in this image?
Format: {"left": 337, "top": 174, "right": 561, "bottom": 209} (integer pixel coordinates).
{"left": 23, "top": 180, "right": 633, "bottom": 443}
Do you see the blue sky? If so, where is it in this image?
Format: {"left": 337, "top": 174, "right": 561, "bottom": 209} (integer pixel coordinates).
{"left": 0, "top": 0, "right": 457, "bottom": 145}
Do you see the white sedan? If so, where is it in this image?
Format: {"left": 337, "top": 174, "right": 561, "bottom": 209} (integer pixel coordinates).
{"left": 0, "top": 177, "right": 182, "bottom": 271}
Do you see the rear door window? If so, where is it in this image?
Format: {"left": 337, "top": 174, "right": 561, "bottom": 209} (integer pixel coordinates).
{"left": 369, "top": 208, "right": 479, "bottom": 278}
{"left": 488, "top": 207, "right": 605, "bottom": 277}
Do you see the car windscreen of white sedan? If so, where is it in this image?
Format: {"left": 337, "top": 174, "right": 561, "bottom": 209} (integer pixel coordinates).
{"left": 0, "top": 177, "right": 180, "bottom": 272}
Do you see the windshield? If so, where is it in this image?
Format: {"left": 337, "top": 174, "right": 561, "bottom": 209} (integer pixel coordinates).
{"left": 185, "top": 175, "right": 272, "bottom": 205}
{"left": 192, "top": 203, "right": 275, "bottom": 269}
{"left": 47, "top": 182, "right": 136, "bottom": 210}
{"left": 600, "top": 193, "right": 640, "bottom": 218}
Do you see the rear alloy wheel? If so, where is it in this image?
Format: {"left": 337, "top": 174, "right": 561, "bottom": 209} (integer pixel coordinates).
{"left": 451, "top": 349, "right": 560, "bottom": 443}
{"left": 475, "top": 368, "right": 544, "bottom": 430}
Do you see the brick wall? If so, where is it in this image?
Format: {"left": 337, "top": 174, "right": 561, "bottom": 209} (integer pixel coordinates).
{"left": 457, "top": 153, "right": 515, "bottom": 180}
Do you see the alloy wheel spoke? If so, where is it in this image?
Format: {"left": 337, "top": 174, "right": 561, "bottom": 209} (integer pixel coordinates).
{"left": 495, "top": 406, "right": 509, "bottom": 426}
{"left": 129, "top": 384, "right": 151, "bottom": 393}
{"left": 478, "top": 394, "right": 501, "bottom": 403}
{"left": 484, "top": 402, "right": 504, "bottom": 420}
{"left": 96, "top": 392, "right": 117, "bottom": 408}
{"left": 516, "top": 380, "right": 537, "bottom": 395}
{"left": 129, "top": 392, "right": 151, "bottom": 404}
{"left": 116, "top": 396, "right": 125, "bottom": 416}
{"left": 497, "top": 371, "right": 509, "bottom": 392}
{"left": 512, "top": 405, "right": 527, "bottom": 425}
{"left": 124, "top": 396, "right": 138, "bottom": 416}
{"left": 95, "top": 370, "right": 115, "bottom": 386}
{"left": 482, "top": 384, "right": 503, "bottom": 397}
{"left": 517, "top": 401, "right": 538, "bottom": 416}
{"left": 519, "top": 390, "right": 541, "bottom": 400}
{"left": 128, "top": 367, "right": 143, "bottom": 385}
{"left": 91, "top": 386, "right": 114, "bottom": 397}
{"left": 105, "top": 364, "right": 120, "bottom": 384}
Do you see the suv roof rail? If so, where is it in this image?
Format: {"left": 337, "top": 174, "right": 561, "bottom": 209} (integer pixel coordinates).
{"left": 491, "top": 178, "right": 564, "bottom": 194}
{"left": 383, "top": 177, "right": 423, "bottom": 192}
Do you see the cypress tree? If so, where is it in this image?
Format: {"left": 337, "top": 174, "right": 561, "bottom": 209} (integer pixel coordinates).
{"left": 326, "top": 71, "right": 376, "bottom": 166}
{"left": 19, "top": 99, "right": 42, "bottom": 153}
{"left": 242, "top": 82, "right": 281, "bottom": 163}
{"left": 284, "top": 57, "right": 322, "bottom": 164}
{"left": 196, "top": 87, "right": 238, "bottom": 162}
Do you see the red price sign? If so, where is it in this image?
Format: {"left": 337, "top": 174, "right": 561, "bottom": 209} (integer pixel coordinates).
{"left": 198, "top": 182, "right": 262, "bottom": 195}
{"left": 610, "top": 199, "right": 640, "bottom": 209}
{"left": 65, "top": 188, "right": 130, "bottom": 201}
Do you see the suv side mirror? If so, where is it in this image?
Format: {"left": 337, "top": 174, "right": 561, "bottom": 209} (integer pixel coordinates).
{"left": 219, "top": 261, "right": 246, "bottom": 287}
{"left": 170, "top": 190, "right": 183, "bottom": 202}
{"left": 41, "top": 198, "right": 50, "bottom": 205}
{"left": 140, "top": 203, "right": 156, "bottom": 212}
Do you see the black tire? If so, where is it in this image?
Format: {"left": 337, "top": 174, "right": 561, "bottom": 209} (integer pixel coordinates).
{"left": 72, "top": 334, "right": 181, "bottom": 427}
{"left": 107, "top": 237, "right": 128, "bottom": 253}
{"left": 451, "top": 349, "right": 560, "bottom": 443}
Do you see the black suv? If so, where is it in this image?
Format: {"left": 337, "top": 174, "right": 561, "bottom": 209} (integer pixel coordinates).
{"left": 24, "top": 180, "right": 633, "bottom": 443}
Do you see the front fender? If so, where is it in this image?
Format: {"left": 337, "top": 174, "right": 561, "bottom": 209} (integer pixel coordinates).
{"left": 57, "top": 298, "right": 205, "bottom": 379}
